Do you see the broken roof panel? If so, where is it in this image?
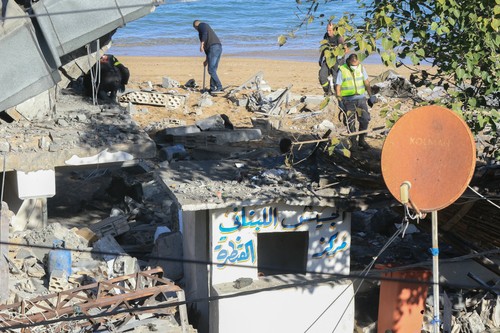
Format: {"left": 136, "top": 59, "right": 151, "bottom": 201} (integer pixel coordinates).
{"left": 0, "top": 1, "right": 61, "bottom": 111}
{"left": 32, "top": 0, "right": 162, "bottom": 57}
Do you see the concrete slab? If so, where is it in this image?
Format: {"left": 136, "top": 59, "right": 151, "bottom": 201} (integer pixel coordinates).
{"left": 0, "top": 93, "right": 156, "bottom": 172}
{"left": 156, "top": 159, "right": 367, "bottom": 211}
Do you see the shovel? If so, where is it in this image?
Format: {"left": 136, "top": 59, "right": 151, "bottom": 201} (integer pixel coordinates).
{"left": 202, "top": 65, "right": 207, "bottom": 92}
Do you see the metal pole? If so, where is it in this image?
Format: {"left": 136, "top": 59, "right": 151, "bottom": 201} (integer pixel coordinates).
{"left": 432, "top": 210, "right": 440, "bottom": 333}
{"left": 202, "top": 65, "right": 206, "bottom": 92}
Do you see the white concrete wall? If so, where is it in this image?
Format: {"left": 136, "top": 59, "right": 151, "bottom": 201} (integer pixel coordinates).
{"left": 210, "top": 278, "right": 354, "bottom": 333}
{"left": 210, "top": 204, "right": 350, "bottom": 285}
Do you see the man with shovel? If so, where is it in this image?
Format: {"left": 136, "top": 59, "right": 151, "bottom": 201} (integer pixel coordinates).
{"left": 193, "top": 20, "right": 223, "bottom": 94}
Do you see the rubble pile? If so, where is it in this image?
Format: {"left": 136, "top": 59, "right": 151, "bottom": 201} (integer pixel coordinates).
{"left": 1, "top": 66, "right": 498, "bottom": 332}
{"left": 1, "top": 165, "right": 194, "bottom": 332}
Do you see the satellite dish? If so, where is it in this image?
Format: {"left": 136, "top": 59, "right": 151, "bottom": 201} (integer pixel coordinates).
{"left": 381, "top": 105, "right": 477, "bottom": 332}
{"left": 381, "top": 105, "right": 476, "bottom": 212}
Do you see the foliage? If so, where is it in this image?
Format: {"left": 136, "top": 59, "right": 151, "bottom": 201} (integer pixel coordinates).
{"left": 289, "top": 0, "right": 500, "bottom": 161}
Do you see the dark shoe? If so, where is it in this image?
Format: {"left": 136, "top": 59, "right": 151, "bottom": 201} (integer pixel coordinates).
{"left": 209, "top": 88, "right": 224, "bottom": 95}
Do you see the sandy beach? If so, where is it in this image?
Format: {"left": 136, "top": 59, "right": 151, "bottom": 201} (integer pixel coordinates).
{"left": 117, "top": 55, "right": 424, "bottom": 139}
{"left": 119, "top": 55, "right": 415, "bottom": 97}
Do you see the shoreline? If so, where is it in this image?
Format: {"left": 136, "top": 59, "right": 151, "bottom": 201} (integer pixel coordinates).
{"left": 110, "top": 45, "right": 390, "bottom": 64}
{"left": 118, "top": 56, "right": 418, "bottom": 97}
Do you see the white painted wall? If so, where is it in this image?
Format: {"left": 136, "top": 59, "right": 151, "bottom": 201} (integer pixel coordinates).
{"left": 181, "top": 203, "right": 352, "bottom": 333}
{"left": 210, "top": 204, "right": 350, "bottom": 285}
{"left": 210, "top": 278, "right": 354, "bottom": 333}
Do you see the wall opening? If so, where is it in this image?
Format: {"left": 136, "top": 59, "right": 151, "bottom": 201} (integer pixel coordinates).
{"left": 257, "top": 231, "right": 308, "bottom": 276}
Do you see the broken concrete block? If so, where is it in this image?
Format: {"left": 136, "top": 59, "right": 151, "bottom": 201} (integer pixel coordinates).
{"left": 89, "top": 215, "right": 130, "bottom": 239}
{"left": 237, "top": 98, "right": 248, "bottom": 107}
{"left": 113, "top": 255, "right": 140, "bottom": 277}
{"left": 162, "top": 77, "right": 180, "bottom": 88}
{"left": 195, "top": 114, "right": 225, "bottom": 131}
{"left": 24, "top": 258, "right": 46, "bottom": 278}
{"left": 49, "top": 269, "right": 69, "bottom": 292}
{"left": 24, "top": 222, "right": 88, "bottom": 262}
{"left": 149, "top": 231, "right": 183, "bottom": 281}
{"left": 162, "top": 125, "right": 201, "bottom": 136}
{"left": 93, "top": 235, "right": 126, "bottom": 262}
{"left": 303, "top": 95, "right": 326, "bottom": 108}
{"left": 198, "top": 95, "right": 213, "bottom": 107}
{"left": 74, "top": 227, "right": 98, "bottom": 244}
{"left": 15, "top": 247, "right": 36, "bottom": 260}
{"left": 464, "top": 311, "right": 486, "bottom": 333}
{"left": 158, "top": 144, "right": 188, "bottom": 162}
{"left": 316, "top": 120, "right": 336, "bottom": 132}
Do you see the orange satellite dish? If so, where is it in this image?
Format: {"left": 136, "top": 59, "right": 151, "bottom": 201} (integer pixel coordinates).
{"left": 381, "top": 105, "right": 476, "bottom": 212}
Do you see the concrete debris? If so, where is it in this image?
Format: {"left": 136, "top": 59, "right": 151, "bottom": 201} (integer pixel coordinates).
{"left": 89, "top": 215, "right": 130, "bottom": 238}
{"left": 418, "top": 86, "right": 450, "bottom": 102}
{"left": 315, "top": 119, "right": 336, "bottom": 132}
{"left": 1, "top": 268, "right": 191, "bottom": 332}
{"left": 195, "top": 114, "right": 226, "bottom": 131}
{"left": 119, "top": 90, "right": 187, "bottom": 109}
{"left": 159, "top": 144, "right": 189, "bottom": 162}
{"left": 162, "top": 76, "right": 180, "bottom": 88}
{"left": 1, "top": 60, "right": 496, "bottom": 333}
{"left": 149, "top": 231, "right": 184, "bottom": 281}
{"left": 370, "top": 70, "right": 418, "bottom": 98}
{"left": 198, "top": 93, "right": 214, "bottom": 107}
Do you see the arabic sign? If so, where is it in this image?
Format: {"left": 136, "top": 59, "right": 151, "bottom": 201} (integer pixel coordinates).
{"left": 210, "top": 204, "right": 351, "bottom": 285}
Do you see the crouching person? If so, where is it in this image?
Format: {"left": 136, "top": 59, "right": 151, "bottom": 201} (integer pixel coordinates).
{"left": 83, "top": 54, "right": 130, "bottom": 104}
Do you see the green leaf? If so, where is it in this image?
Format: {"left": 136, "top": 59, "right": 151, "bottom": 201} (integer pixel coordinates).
{"left": 319, "top": 97, "right": 330, "bottom": 110}
{"left": 492, "top": 19, "right": 499, "bottom": 31}
{"left": 416, "top": 48, "right": 425, "bottom": 57}
{"left": 431, "top": 22, "right": 438, "bottom": 30}
{"left": 410, "top": 53, "right": 420, "bottom": 65}
{"left": 391, "top": 28, "right": 401, "bottom": 41}
{"left": 477, "top": 114, "right": 490, "bottom": 128}
{"left": 381, "top": 38, "right": 393, "bottom": 50}
{"left": 330, "top": 137, "right": 340, "bottom": 146}
{"left": 456, "top": 67, "right": 465, "bottom": 79}
{"left": 468, "top": 97, "right": 477, "bottom": 107}
{"left": 277, "top": 35, "right": 287, "bottom": 47}
{"left": 341, "top": 148, "right": 351, "bottom": 158}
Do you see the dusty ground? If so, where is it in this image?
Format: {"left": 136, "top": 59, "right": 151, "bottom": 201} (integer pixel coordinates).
{"left": 119, "top": 56, "right": 422, "bottom": 144}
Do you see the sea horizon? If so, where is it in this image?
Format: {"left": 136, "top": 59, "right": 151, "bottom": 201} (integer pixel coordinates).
{"left": 109, "top": 0, "right": 387, "bottom": 64}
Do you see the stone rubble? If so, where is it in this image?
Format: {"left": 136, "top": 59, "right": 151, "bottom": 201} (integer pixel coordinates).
{"left": 1, "top": 67, "right": 497, "bottom": 333}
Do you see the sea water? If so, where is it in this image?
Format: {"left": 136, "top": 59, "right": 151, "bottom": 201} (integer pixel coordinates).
{"left": 111, "top": 0, "right": 368, "bottom": 62}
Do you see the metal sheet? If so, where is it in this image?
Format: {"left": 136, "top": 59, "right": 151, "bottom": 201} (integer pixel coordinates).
{"left": 381, "top": 106, "right": 476, "bottom": 212}
{"left": 33, "top": 0, "right": 160, "bottom": 57}
{"left": 0, "top": 1, "right": 60, "bottom": 111}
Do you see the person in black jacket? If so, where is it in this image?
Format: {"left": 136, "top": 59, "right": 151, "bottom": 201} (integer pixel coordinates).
{"left": 83, "top": 54, "right": 129, "bottom": 103}
{"left": 318, "top": 22, "right": 348, "bottom": 96}
{"left": 193, "top": 20, "right": 223, "bottom": 93}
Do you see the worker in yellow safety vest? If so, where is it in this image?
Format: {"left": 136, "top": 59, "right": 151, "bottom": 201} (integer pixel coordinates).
{"left": 335, "top": 53, "right": 376, "bottom": 150}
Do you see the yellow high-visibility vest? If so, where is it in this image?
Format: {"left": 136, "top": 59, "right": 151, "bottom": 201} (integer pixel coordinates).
{"left": 339, "top": 64, "right": 366, "bottom": 97}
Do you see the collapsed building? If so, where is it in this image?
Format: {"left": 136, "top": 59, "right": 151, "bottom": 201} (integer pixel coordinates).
{"left": 1, "top": 1, "right": 500, "bottom": 332}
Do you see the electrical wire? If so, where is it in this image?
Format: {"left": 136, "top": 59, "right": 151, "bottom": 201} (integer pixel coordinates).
{"left": 1, "top": 240, "right": 498, "bottom": 291}
{"left": 468, "top": 185, "right": 500, "bottom": 210}
{"left": 304, "top": 217, "right": 406, "bottom": 332}
{"left": 0, "top": 234, "right": 498, "bottom": 331}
